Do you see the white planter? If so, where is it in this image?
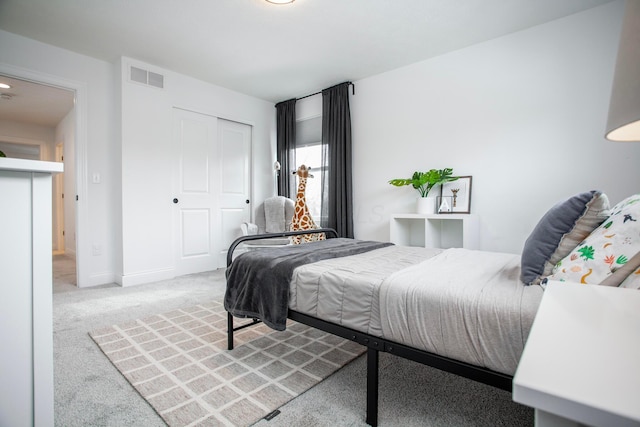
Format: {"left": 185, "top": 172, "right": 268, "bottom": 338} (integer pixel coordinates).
{"left": 416, "top": 196, "right": 436, "bottom": 214}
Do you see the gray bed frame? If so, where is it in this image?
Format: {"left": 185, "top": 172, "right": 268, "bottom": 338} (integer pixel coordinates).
{"left": 225, "top": 229, "right": 512, "bottom": 426}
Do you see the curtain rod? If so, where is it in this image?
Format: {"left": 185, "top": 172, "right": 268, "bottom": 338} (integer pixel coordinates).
{"left": 295, "top": 81, "right": 355, "bottom": 101}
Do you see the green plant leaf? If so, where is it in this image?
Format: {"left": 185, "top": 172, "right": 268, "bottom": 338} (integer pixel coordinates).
{"left": 389, "top": 168, "right": 459, "bottom": 197}
{"left": 578, "top": 246, "right": 595, "bottom": 261}
{"left": 388, "top": 179, "right": 413, "bottom": 187}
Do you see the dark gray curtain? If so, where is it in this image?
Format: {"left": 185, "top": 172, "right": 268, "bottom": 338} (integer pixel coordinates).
{"left": 275, "top": 98, "right": 296, "bottom": 198}
{"left": 321, "top": 82, "right": 354, "bottom": 238}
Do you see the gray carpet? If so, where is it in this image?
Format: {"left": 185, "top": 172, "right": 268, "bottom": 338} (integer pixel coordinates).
{"left": 53, "top": 255, "right": 533, "bottom": 426}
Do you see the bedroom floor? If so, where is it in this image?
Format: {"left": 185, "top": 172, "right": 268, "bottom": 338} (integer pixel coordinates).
{"left": 51, "top": 261, "right": 534, "bottom": 426}
{"left": 53, "top": 253, "right": 77, "bottom": 292}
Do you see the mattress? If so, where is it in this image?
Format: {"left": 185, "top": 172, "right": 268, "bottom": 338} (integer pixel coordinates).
{"left": 290, "top": 245, "right": 442, "bottom": 337}
{"left": 289, "top": 246, "right": 543, "bottom": 375}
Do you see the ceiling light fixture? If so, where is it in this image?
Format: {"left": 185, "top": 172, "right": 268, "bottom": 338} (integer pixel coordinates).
{"left": 0, "top": 83, "right": 11, "bottom": 89}
{"left": 265, "top": 0, "right": 294, "bottom": 4}
{"left": 605, "top": 0, "right": 640, "bottom": 141}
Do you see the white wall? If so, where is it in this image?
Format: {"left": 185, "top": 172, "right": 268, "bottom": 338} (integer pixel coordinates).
{"left": 351, "top": 1, "right": 639, "bottom": 254}
{"left": 119, "top": 57, "right": 274, "bottom": 285}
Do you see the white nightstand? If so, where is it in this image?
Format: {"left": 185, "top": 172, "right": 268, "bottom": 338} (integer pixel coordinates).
{"left": 389, "top": 213, "right": 479, "bottom": 249}
{"left": 513, "top": 281, "right": 640, "bottom": 427}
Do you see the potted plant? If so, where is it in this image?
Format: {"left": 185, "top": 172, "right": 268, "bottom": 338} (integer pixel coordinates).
{"left": 389, "top": 168, "right": 458, "bottom": 214}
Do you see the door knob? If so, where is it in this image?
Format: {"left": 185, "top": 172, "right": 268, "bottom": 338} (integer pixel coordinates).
{"left": 246, "top": 199, "right": 250, "bottom": 204}
{"left": 173, "top": 198, "right": 179, "bottom": 204}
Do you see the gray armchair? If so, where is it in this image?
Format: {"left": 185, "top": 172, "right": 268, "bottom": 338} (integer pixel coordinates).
{"left": 241, "top": 196, "right": 295, "bottom": 246}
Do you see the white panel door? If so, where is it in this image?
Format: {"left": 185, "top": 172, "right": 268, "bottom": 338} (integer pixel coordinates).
{"left": 217, "top": 119, "right": 251, "bottom": 267}
{"left": 172, "top": 108, "right": 219, "bottom": 275}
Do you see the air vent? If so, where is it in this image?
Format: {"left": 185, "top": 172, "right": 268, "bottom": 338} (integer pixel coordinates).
{"left": 129, "top": 66, "right": 164, "bottom": 89}
{"left": 148, "top": 71, "right": 164, "bottom": 88}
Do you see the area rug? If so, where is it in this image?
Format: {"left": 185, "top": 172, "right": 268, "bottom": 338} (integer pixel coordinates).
{"left": 89, "top": 300, "right": 365, "bottom": 427}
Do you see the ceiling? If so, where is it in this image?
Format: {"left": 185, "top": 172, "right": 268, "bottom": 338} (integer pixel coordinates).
{"left": 0, "top": 0, "right": 614, "bottom": 126}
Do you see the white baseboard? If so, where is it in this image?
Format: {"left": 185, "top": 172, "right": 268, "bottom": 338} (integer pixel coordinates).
{"left": 118, "top": 268, "right": 176, "bottom": 287}
{"left": 74, "top": 268, "right": 178, "bottom": 288}
{"left": 76, "top": 272, "right": 117, "bottom": 288}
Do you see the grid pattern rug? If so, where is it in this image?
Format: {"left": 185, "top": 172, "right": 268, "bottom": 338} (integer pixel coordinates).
{"left": 89, "top": 300, "right": 365, "bottom": 427}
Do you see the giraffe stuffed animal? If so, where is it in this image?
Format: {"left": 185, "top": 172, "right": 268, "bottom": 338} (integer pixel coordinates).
{"left": 290, "top": 164, "right": 325, "bottom": 244}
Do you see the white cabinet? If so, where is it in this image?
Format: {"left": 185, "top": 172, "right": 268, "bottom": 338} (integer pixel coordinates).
{"left": 390, "top": 213, "right": 479, "bottom": 249}
{"left": 0, "top": 158, "right": 62, "bottom": 427}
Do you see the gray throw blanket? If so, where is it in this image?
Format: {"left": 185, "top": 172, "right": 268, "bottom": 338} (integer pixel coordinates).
{"left": 224, "top": 238, "right": 393, "bottom": 331}
{"left": 264, "top": 196, "right": 286, "bottom": 233}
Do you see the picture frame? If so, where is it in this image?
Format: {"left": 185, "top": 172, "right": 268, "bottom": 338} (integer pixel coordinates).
{"left": 440, "top": 176, "right": 472, "bottom": 214}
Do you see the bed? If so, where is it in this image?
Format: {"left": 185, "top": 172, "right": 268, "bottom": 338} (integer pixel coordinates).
{"left": 224, "top": 229, "right": 541, "bottom": 426}
{"left": 223, "top": 191, "right": 640, "bottom": 426}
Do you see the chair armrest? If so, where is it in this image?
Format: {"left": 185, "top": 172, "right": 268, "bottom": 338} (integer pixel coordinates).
{"left": 241, "top": 222, "right": 258, "bottom": 236}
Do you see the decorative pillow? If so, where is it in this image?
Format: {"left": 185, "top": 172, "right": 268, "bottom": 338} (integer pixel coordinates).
{"left": 619, "top": 264, "right": 640, "bottom": 289}
{"left": 599, "top": 250, "right": 640, "bottom": 287}
{"left": 544, "top": 194, "right": 640, "bottom": 286}
{"left": 520, "top": 191, "right": 610, "bottom": 285}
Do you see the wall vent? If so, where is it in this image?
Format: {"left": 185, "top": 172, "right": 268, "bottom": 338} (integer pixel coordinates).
{"left": 148, "top": 71, "right": 164, "bottom": 89}
{"left": 129, "top": 66, "right": 164, "bottom": 89}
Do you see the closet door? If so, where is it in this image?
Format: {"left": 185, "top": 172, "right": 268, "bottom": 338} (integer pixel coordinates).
{"left": 172, "top": 109, "right": 251, "bottom": 274}
{"left": 217, "top": 118, "right": 251, "bottom": 267}
{"left": 172, "top": 108, "right": 219, "bottom": 275}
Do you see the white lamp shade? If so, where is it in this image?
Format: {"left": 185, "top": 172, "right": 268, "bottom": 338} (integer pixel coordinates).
{"left": 606, "top": 0, "right": 640, "bottom": 142}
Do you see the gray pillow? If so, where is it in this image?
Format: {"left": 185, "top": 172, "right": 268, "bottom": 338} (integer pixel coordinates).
{"left": 520, "top": 191, "right": 610, "bottom": 285}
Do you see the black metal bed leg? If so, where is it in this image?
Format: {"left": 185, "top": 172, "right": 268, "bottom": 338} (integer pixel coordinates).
{"left": 366, "top": 347, "right": 379, "bottom": 427}
{"left": 227, "top": 312, "right": 234, "bottom": 350}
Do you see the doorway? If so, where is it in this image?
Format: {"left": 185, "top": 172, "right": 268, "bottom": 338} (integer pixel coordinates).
{"left": 0, "top": 73, "right": 77, "bottom": 288}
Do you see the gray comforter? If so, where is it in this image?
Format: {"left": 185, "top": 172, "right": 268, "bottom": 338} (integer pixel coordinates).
{"left": 224, "top": 238, "right": 392, "bottom": 330}
{"left": 290, "top": 246, "right": 544, "bottom": 375}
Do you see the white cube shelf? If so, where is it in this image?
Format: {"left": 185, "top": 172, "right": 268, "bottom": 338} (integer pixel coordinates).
{"left": 390, "top": 213, "right": 479, "bottom": 250}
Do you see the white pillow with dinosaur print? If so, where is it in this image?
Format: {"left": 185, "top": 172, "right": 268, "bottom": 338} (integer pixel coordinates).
{"left": 619, "top": 265, "right": 640, "bottom": 289}
{"left": 543, "top": 194, "right": 640, "bottom": 286}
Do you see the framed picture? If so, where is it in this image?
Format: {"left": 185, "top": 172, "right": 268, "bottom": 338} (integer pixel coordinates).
{"left": 440, "top": 176, "right": 472, "bottom": 213}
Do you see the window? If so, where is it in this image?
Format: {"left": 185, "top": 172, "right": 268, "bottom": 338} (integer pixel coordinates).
{"left": 295, "top": 116, "right": 325, "bottom": 222}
